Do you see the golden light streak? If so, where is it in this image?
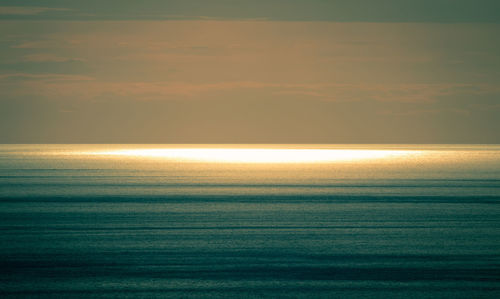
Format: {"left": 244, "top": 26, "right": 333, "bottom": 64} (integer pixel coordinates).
{"left": 86, "top": 148, "right": 422, "bottom": 163}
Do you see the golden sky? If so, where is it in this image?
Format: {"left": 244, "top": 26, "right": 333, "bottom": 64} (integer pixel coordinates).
{"left": 1, "top": 1, "right": 499, "bottom": 143}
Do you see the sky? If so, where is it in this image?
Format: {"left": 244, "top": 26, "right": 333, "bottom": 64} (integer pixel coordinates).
{"left": 1, "top": 0, "right": 499, "bottom": 143}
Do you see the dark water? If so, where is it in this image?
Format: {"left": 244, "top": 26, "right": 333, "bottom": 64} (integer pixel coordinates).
{"left": 1, "top": 145, "right": 500, "bottom": 298}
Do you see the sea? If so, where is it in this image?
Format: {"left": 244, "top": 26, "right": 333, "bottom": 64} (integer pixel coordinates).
{"left": 1, "top": 144, "right": 499, "bottom": 298}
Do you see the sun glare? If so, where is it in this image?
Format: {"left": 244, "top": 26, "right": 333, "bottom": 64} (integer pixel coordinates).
{"left": 87, "top": 148, "right": 422, "bottom": 163}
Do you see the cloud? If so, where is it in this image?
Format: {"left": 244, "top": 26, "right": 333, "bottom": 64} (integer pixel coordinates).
{"left": 11, "top": 39, "right": 78, "bottom": 49}
{"left": 22, "top": 53, "right": 84, "bottom": 63}
{"left": 2, "top": 73, "right": 498, "bottom": 104}
{"left": 274, "top": 83, "right": 500, "bottom": 103}
{"left": 0, "top": 6, "right": 70, "bottom": 16}
{"left": 0, "top": 1, "right": 499, "bottom": 22}
{"left": 0, "top": 73, "right": 94, "bottom": 81}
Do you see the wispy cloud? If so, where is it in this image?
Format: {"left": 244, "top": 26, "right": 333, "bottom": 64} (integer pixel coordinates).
{"left": 0, "top": 1, "right": 499, "bottom": 22}
{"left": 11, "top": 39, "right": 79, "bottom": 49}
{"left": 22, "top": 53, "right": 84, "bottom": 63}
{"left": 0, "top": 6, "right": 70, "bottom": 16}
{"left": 2, "top": 74, "right": 498, "bottom": 104}
{"left": 0, "top": 73, "right": 94, "bottom": 81}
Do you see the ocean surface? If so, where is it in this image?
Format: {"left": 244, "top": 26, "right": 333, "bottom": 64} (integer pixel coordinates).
{"left": 1, "top": 144, "right": 500, "bottom": 298}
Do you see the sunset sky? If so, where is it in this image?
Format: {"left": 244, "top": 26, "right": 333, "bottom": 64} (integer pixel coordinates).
{"left": 1, "top": 0, "right": 499, "bottom": 143}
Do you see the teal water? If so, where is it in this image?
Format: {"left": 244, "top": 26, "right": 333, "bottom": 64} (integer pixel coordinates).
{"left": 1, "top": 145, "right": 500, "bottom": 298}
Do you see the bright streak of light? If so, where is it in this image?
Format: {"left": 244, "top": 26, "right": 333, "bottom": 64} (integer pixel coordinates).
{"left": 87, "top": 148, "right": 422, "bottom": 163}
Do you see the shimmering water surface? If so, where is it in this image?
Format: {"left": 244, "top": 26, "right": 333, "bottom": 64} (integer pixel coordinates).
{"left": 1, "top": 144, "right": 500, "bottom": 298}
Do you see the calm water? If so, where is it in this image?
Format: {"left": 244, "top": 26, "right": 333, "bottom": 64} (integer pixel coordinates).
{"left": 1, "top": 144, "right": 500, "bottom": 298}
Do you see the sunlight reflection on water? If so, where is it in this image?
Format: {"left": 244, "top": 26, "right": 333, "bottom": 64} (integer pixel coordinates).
{"left": 86, "top": 148, "right": 423, "bottom": 163}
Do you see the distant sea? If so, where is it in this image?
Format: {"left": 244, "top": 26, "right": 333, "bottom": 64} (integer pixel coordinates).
{"left": 1, "top": 144, "right": 500, "bottom": 298}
